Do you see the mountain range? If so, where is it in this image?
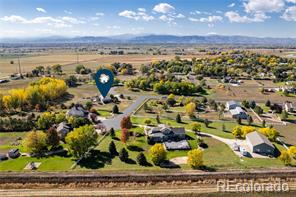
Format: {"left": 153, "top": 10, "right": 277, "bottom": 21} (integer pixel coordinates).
{"left": 1, "top": 34, "right": 296, "bottom": 45}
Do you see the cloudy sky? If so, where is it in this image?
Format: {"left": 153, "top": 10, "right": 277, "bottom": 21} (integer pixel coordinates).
{"left": 0, "top": 0, "right": 296, "bottom": 38}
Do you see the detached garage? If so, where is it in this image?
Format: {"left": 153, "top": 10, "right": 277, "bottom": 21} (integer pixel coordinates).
{"left": 246, "top": 131, "right": 275, "bottom": 156}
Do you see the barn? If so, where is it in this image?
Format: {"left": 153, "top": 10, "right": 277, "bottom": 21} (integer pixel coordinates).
{"left": 246, "top": 131, "right": 275, "bottom": 156}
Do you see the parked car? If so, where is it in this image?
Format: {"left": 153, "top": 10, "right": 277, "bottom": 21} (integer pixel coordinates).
{"left": 0, "top": 154, "right": 8, "bottom": 161}
{"left": 239, "top": 146, "right": 248, "bottom": 157}
{"left": 232, "top": 142, "right": 240, "bottom": 151}
{"left": 8, "top": 148, "right": 20, "bottom": 159}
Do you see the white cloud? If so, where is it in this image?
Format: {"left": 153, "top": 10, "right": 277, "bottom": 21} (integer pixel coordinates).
{"left": 281, "top": 6, "right": 296, "bottom": 21}
{"left": 159, "top": 15, "right": 174, "bottom": 22}
{"left": 153, "top": 3, "right": 175, "bottom": 13}
{"left": 175, "top": 13, "right": 185, "bottom": 18}
{"left": 118, "top": 10, "right": 154, "bottom": 21}
{"left": 64, "top": 10, "right": 72, "bottom": 15}
{"left": 0, "top": 15, "right": 28, "bottom": 23}
{"left": 96, "top": 12, "right": 104, "bottom": 16}
{"left": 61, "top": 16, "right": 85, "bottom": 24}
{"left": 188, "top": 15, "right": 223, "bottom": 23}
{"left": 225, "top": 11, "right": 268, "bottom": 23}
{"left": 36, "top": 7, "right": 47, "bottom": 13}
{"left": 0, "top": 15, "right": 85, "bottom": 28}
{"left": 244, "top": 0, "right": 285, "bottom": 13}
{"left": 138, "top": 8, "right": 146, "bottom": 12}
{"left": 286, "top": 0, "right": 296, "bottom": 3}
{"left": 228, "top": 3, "right": 235, "bottom": 8}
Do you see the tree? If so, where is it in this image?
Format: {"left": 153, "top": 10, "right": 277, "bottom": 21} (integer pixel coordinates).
{"left": 281, "top": 110, "right": 288, "bottom": 121}
{"left": 156, "top": 115, "right": 160, "bottom": 124}
{"left": 166, "top": 97, "right": 176, "bottom": 107}
{"left": 85, "top": 101, "right": 93, "bottom": 110}
{"left": 237, "top": 117, "right": 242, "bottom": 125}
{"left": 204, "top": 119, "right": 210, "bottom": 128}
{"left": 279, "top": 150, "right": 292, "bottom": 166}
{"left": 254, "top": 106, "right": 263, "bottom": 115}
{"left": 119, "top": 148, "right": 129, "bottom": 162}
{"left": 144, "top": 118, "right": 152, "bottom": 125}
{"left": 288, "top": 146, "right": 296, "bottom": 159}
{"left": 136, "top": 152, "right": 147, "bottom": 166}
{"left": 46, "top": 127, "right": 60, "bottom": 149}
{"left": 65, "top": 75, "right": 78, "bottom": 87}
{"left": 222, "top": 124, "right": 226, "bottom": 132}
{"left": 120, "top": 116, "right": 132, "bottom": 129}
{"left": 185, "top": 102, "right": 196, "bottom": 117}
{"left": 176, "top": 113, "right": 182, "bottom": 123}
{"left": 112, "top": 105, "right": 119, "bottom": 114}
{"left": 262, "top": 119, "right": 266, "bottom": 128}
{"left": 65, "top": 125, "right": 98, "bottom": 158}
{"left": 37, "top": 112, "right": 55, "bottom": 130}
{"left": 121, "top": 128, "right": 129, "bottom": 144}
{"left": 109, "top": 141, "right": 118, "bottom": 156}
{"left": 55, "top": 112, "right": 66, "bottom": 124}
{"left": 149, "top": 144, "right": 166, "bottom": 165}
{"left": 232, "top": 126, "right": 243, "bottom": 138}
{"left": 190, "top": 122, "right": 201, "bottom": 134}
{"left": 67, "top": 116, "right": 90, "bottom": 128}
{"left": 241, "top": 126, "right": 255, "bottom": 138}
{"left": 265, "top": 100, "right": 271, "bottom": 107}
{"left": 249, "top": 100, "right": 256, "bottom": 109}
{"left": 247, "top": 116, "right": 253, "bottom": 125}
{"left": 75, "top": 64, "right": 85, "bottom": 74}
{"left": 23, "top": 131, "right": 48, "bottom": 155}
{"left": 52, "top": 64, "right": 62, "bottom": 75}
{"left": 187, "top": 149, "right": 203, "bottom": 169}
{"left": 258, "top": 127, "right": 279, "bottom": 141}
{"left": 109, "top": 127, "right": 115, "bottom": 138}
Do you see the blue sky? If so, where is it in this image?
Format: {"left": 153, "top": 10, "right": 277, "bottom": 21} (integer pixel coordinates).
{"left": 0, "top": 0, "right": 296, "bottom": 38}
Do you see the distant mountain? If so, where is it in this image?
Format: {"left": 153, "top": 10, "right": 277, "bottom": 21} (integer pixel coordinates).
{"left": 1, "top": 34, "right": 296, "bottom": 45}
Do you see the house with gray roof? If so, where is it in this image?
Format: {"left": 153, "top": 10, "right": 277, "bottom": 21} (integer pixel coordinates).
{"left": 229, "top": 106, "right": 248, "bottom": 119}
{"left": 56, "top": 122, "right": 72, "bottom": 140}
{"left": 246, "top": 131, "right": 275, "bottom": 156}
{"left": 66, "top": 105, "right": 88, "bottom": 118}
{"left": 226, "top": 100, "right": 240, "bottom": 110}
{"left": 147, "top": 126, "right": 189, "bottom": 150}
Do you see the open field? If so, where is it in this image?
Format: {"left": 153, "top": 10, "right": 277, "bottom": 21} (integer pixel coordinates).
{"left": 0, "top": 54, "right": 196, "bottom": 77}
{"left": 208, "top": 79, "right": 296, "bottom": 103}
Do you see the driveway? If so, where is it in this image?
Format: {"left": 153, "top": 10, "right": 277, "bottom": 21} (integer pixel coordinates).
{"left": 101, "top": 92, "right": 160, "bottom": 130}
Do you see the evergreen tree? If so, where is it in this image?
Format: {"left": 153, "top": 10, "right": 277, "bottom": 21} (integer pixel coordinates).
{"left": 119, "top": 148, "right": 129, "bottom": 162}
{"left": 176, "top": 113, "right": 182, "bottom": 123}
{"left": 136, "top": 152, "right": 147, "bottom": 166}
{"left": 109, "top": 141, "right": 117, "bottom": 156}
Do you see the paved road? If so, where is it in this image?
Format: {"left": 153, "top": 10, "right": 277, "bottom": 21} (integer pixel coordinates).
{"left": 102, "top": 89, "right": 161, "bottom": 129}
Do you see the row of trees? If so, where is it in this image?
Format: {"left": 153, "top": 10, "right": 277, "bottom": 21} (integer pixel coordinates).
{"left": 0, "top": 77, "right": 67, "bottom": 112}
{"left": 232, "top": 126, "right": 279, "bottom": 141}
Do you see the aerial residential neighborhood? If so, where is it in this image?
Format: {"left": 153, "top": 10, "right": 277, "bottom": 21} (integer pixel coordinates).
{"left": 0, "top": 0, "right": 296, "bottom": 196}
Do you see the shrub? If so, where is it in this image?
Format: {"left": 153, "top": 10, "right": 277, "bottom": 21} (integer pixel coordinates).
{"left": 187, "top": 149, "right": 203, "bottom": 169}
{"left": 109, "top": 141, "right": 117, "bottom": 156}
{"left": 149, "top": 144, "right": 166, "bottom": 166}
{"left": 136, "top": 152, "right": 147, "bottom": 166}
{"left": 119, "top": 148, "right": 129, "bottom": 162}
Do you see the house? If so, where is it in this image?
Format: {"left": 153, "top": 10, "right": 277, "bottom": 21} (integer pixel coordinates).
{"left": 100, "top": 95, "right": 112, "bottom": 104}
{"left": 246, "top": 131, "right": 275, "bottom": 156}
{"left": 56, "top": 122, "right": 72, "bottom": 140}
{"left": 229, "top": 106, "right": 248, "bottom": 119}
{"left": 147, "top": 127, "right": 186, "bottom": 143}
{"left": 284, "top": 102, "right": 296, "bottom": 113}
{"left": 147, "top": 126, "right": 190, "bottom": 150}
{"left": 226, "top": 101, "right": 240, "bottom": 110}
{"left": 66, "top": 105, "right": 88, "bottom": 117}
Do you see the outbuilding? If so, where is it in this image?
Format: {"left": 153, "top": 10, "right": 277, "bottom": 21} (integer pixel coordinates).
{"left": 246, "top": 131, "right": 275, "bottom": 156}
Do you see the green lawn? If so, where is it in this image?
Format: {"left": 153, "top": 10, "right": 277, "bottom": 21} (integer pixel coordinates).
{"left": 131, "top": 116, "right": 236, "bottom": 139}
